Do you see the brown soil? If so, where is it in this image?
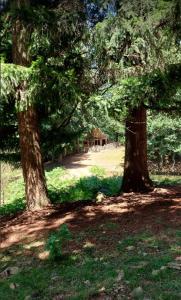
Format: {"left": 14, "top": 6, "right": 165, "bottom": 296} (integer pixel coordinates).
{"left": 0, "top": 186, "right": 180, "bottom": 251}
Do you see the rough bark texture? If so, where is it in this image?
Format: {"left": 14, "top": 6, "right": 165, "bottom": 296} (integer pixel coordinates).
{"left": 12, "top": 0, "right": 50, "bottom": 209}
{"left": 122, "top": 105, "right": 153, "bottom": 193}
{"left": 18, "top": 108, "right": 49, "bottom": 209}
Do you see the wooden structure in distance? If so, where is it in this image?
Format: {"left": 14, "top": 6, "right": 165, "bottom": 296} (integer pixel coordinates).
{"left": 83, "top": 128, "right": 108, "bottom": 151}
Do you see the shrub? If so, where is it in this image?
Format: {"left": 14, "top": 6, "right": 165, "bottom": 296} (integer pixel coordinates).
{"left": 148, "top": 113, "right": 181, "bottom": 174}
{"left": 45, "top": 224, "right": 72, "bottom": 260}
{"left": 0, "top": 198, "right": 25, "bottom": 216}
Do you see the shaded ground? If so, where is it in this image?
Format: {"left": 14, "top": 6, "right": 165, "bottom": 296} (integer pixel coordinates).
{"left": 0, "top": 186, "right": 181, "bottom": 299}
{"left": 1, "top": 186, "right": 180, "bottom": 250}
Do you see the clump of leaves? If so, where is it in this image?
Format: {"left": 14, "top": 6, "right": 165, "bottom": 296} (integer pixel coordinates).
{"left": 45, "top": 224, "right": 72, "bottom": 260}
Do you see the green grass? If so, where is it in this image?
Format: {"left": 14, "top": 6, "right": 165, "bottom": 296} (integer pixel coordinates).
{"left": 47, "top": 167, "right": 122, "bottom": 204}
{"left": 0, "top": 165, "right": 180, "bottom": 217}
{"left": 89, "top": 166, "right": 107, "bottom": 177}
{"left": 151, "top": 175, "right": 181, "bottom": 186}
{"left": 0, "top": 229, "right": 180, "bottom": 299}
{"left": 0, "top": 167, "right": 122, "bottom": 216}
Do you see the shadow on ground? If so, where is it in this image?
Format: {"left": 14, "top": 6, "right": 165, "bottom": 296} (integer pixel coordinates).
{"left": 0, "top": 186, "right": 180, "bottom": 250}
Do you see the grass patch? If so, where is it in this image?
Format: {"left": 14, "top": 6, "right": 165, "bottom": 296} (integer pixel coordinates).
{"left": 0, "top": 167, "right": 122, "bottom": 216}
{"left": 0, "top": 164, "right": 180, "bottom": 217}
{"left": 48, "top": 174, "right": 122, "bottom": 204}
{"left": 0, "top": 229, "right": 180, "bottom": 299}
{"left": 89, "top": 166, "right": 106, "bottom": 177}
{"left": 152, "top": 175, "right": 181, "bottom": 186}
{"left": 0, "top": 198, "right": 25, "bottom": 216}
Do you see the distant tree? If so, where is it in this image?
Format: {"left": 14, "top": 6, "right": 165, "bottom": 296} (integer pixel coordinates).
{"left": 90, "top": 0, "right": 181, "bottom": 192}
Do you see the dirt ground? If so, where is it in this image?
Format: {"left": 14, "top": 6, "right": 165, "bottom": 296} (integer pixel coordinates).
{"left": 0, "top": 186, "right": 180, "bottom": 251}
{"left": 0, "top": 146, "right": 180, "bottom": 252}
{"left": 0, "top": 148, "right": 180, "bottom": 300}
{"left": 61, "top": 147, "right": 125, "bottom": 177}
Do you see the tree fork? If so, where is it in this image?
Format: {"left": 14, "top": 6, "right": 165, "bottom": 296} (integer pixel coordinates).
{"left": 122, "top": 105, "right": 153, "bottom": 193}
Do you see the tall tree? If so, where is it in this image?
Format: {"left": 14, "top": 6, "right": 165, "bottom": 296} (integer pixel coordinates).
{"left": 1, "top": 0, "right": 87, "bottom": 207}
{"left": 90, "top": 0, "right": 180, "bottom": 192}
{"left": 122, "top": 105, "right": 152, "bottom": 192}
{"left": 12, "top": 0, "right": 50, "bottom": 209}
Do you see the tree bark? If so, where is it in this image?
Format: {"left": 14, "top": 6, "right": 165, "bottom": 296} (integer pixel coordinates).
{"left": 122, "top": 105, "right": 153, "bottom": 193}
{"left": 12, "top": 0, "right": 50, "bottom": 209}
{"left": 18, "top": 108, "right": 49, "bottom": 209}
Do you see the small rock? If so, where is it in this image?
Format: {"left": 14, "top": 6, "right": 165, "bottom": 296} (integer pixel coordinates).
{"left": 98, "top": 286, "right": 105, "bottom": 292}
{"left": 126, "top": 246, "right": 135, "bottom": 251}
{"left": 10, "top": 283, "right": 19, "bottom": 289}
{"left": 83, "top": 242, "right": 95, "bottom": 249}
{"left": 131, "top": 286, "right": 144, "bottom": 298}
{"left": 151, "top": 269, "right": 159, "bottom": 276}
{"left": 96, "top": 192, "right": 105, "bottom": 203}
{"left": 160, "top": 266, "right": 167, "bottom": 271}
{"left": 116, "top": 270, "right": 125, "bottom": 282}
{"left": 0, "top": 266, "right": 20, "bottom": 278}
{"left": 84, "top": 280, "right": 91, "bottom": 286}
{"left": 152, "top": 269, "right": 160, "bottom": 276}
{"left": 24, "top": 296, "right": 31, "bottom": 300}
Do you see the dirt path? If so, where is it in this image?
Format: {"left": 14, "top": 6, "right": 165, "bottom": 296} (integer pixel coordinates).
{"left": 61, "top": 147, "right": 125, "bottom": 177}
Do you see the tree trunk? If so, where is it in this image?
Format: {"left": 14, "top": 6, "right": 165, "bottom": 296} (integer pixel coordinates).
{"left": 122, "top": 105, "right": 153, "bottom": 193}
{"left": 12, "top": 0, "right": 50, "bottom": 209}
{"left": 18, "top": 108, "right": 49, "bottom": 209}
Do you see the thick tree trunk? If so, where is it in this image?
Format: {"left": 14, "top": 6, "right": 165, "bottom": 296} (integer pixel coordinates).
{"left": 12, "top": 0, "right": 50, "bottom": 209}
{"left": 122, "top": 105, "right": 153, "bottom": 193}
{"left": 18, "top": 108, "right": 49, "bottom": 209}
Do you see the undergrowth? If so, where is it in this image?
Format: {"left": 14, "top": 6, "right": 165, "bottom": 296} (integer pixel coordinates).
{"left": 0, "top": 166, "right": 180, "bottom": 216}
{"left": 0, "top": 167, "right": 122, "bottom": 216}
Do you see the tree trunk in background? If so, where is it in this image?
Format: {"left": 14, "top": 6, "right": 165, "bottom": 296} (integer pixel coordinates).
{"left": 12, "top": 0, "right": 50, "bottom": 209}
{"left": 122, "top": 105, "right": 153, "bottom": 193}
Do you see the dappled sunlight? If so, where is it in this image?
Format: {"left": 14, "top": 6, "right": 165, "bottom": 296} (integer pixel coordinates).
{"left": 0, "top": 187, "right": 180, "bottom": 300}
{"left": 23, "top": 240, "right": 45, "bottom": 250}
{"left": 0, "top": 211, "right": 74, "bottom": 249}
{"left": 38, "top": 250, "right": 49, "bottom": 260}
{"left": 1, "top": 186, "right": 180, "bottom": 253}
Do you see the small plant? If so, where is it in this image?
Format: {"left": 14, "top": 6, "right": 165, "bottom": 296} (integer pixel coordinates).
{"left": 45, "top": 224, "right": 72, "bottom": 260}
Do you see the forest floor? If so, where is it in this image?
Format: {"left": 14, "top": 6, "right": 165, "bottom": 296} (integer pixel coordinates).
{"left": 0, "top": 147, "right": 181, "bottom": 299}
{"left": 0, "top": 185, "right": 181, "bottom": 300}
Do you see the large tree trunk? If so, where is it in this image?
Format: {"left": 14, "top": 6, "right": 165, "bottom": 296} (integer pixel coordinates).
{"left": 122, "top": 105, "right": 153, "bottom": 193}
{"left": 18, "top": 108, "right": 49, "bottom": 209}
{"left": 12, "top": 0, "right": 50, "bottom": 209}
